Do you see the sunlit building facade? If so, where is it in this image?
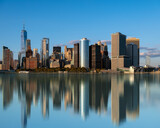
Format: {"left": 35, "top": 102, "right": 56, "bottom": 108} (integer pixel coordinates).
{"left": 41, "top": 38, "right": 49, "bottom": 67}
{"left": 80, "top": 38, "right": 89, "bottom": 68}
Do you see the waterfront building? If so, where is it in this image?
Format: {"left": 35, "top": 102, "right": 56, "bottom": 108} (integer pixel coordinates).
{"left": 21, "top": 25, "right": 27, "bottom": 51}
{"left": 80, "top": 38, "right": 89, "bottom": 68}
{"left": 64, "top": 46, "right": 74, "bottom": 61}
{"left": 126, "top": 44, "right": 138, "bottom": 67}
{"left": 89, "top": 44, "right": 101, "bottom": 69}
{"left": 111, "top": 32, "right": 131, "bottom": 70}
{"left": 41, "top": 38, "right": 49, "bottom": 67}
{"left": 33, "top": 48, "right": 40, "bottom": 67}
{"left": 74, "top": 43, "right": 79, "bottom": 68}
{"left": 126, "top": 38, "right": 140, "bottom": 66}
{"left": 33, "top": 48, "right": 38, "bottom": 57}
{"left": 26, "top": 39, "right": 31, "bottom": 50}
{"left": 52, "top": 46, "right": 62, "bottom": 60}
{"left": 97, "top": 41, "right": 111, "bottom": 69}
{"left": 2, "top": 46, "right": 13, "bottom": 70}
{"left": 20, "top": 25, "right": 27, "bottom": 67}
{"left": 25, "top": 57, "right": 37, "bottom": 70}
{"left": 26, "top": 46, "right": 33, "bottom": 58}
{"left": 0, "top": 61, "right": 2, "bottom": 70}
{"left": 50, "top": 59, "right": 60, "bottom": 68}
{"left": 53, "top": 46, "right": 61, "bottom": 53}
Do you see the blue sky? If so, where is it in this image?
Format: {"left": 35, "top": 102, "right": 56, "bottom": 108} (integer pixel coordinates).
{"left": 0, "top": 0, "right": 160, "bottom": 66}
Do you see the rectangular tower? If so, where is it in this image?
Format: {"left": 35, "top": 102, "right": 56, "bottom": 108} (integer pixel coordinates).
{"left": 74, "top": 43, "right": 79, "bottom": 68}
{"left": 89, "top": 44, "right": 101, "bottom": 69}
{"left": 111, "top": 32, "right": 126, "bottom": 58}
{"left": 126, "top": 38, "right": 140, "bottom": 66}
{"left": 111, "top": 33, "right": 131, "bottom": 70}
{"left": 41, "top": 38, "right": 49, "bottom": 67}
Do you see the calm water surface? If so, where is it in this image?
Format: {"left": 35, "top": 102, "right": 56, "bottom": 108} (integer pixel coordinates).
{"left": 0, "top": 73, "right": 160, "bottom": 128}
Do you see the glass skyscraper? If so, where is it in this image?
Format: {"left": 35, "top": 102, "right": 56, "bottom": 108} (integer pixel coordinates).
{"left": 21, "top": 25, "right": 27, "bottom": 51}
{"left": 19, "top": 25, "right": 27, "bottom": 67}
{"left": 79, "top": 38, "right": 89, "bottom": 68}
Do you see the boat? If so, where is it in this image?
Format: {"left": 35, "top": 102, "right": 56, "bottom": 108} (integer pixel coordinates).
{"left": 18, "top": 71, "right": 29, "bottom": 74}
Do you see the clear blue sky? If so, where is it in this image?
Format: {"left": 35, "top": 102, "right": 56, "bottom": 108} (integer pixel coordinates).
{"left": 0, "top": 0, "right": 160, "bottom": 66}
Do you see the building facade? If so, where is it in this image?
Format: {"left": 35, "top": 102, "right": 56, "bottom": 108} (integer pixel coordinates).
{"left": 111, "top": 32, "right": 131, "bottom": 70}
{"left": 53, "top": 46, "right": 61, "bottom": 53}
{"left": 19, "top": 25, "right": 27, "bottom": 67}
{"left": 2, "top": 46, "right": 13, "bottom": 70}
{"left": 25, "top": 57, "right": 37, "bottom": 70}
{"left": 26, "top": 39, "right": 31, "bottom": 50}
{"left": 126, "top": 44, "right": 138, "bottom": 67}
{"left": 33, "top": 48, "right": 38, "bottom": 57}
{"left": 80, "top": 38, "right": 89, "bottom": 68}
{"left": 89, "top": 44, "right": 101, "bottom": 69}
{"left": 64, "top": 46, "right": 74, "bottom": 61}
{"left": 126, "top": 38, "right": 140, "bottom": 66}
{"left": 74, "top": 43, "right": 79, "bottom": 68}
{"left": 41, "top": 38, "right": 49, "bottom": 67}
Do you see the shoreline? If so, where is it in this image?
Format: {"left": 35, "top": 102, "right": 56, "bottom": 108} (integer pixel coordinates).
{"left": 1, "top": 70, "right": 160, "bottom": 75}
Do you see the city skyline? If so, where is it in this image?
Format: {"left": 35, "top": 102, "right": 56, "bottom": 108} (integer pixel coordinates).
{"left": 1, "top": 0, "right": 160, "bottom": 66}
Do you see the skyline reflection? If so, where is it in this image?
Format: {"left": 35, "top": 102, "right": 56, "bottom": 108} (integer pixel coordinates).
{"left": 0, "top": 73, "right": 160, "bottom": 128}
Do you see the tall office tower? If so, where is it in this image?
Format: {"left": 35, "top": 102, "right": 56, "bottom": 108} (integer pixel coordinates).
{"left": 21, "top": 25, "right": 27, "bottom": 51}
{"left": 41, "top": 38, "right": 49, "bottom": 67}
{"left": 2, "top": 46, "right": 12, "bottom": 70}
{"left": 10, "top": 51, "right": 14, "bottom": 69}
{"left": 26, "top": 46, "right": 33, "bottom": 58}
{"left": 74, "top": 43, "right": 79, "bottom": 68}
{"left": 64, "top": 46, "right": 67, "bottom": 56}
{"left": 53, "top": 46, "right": 61, "bottom": 53}
{"left": 80, "top": 38, "right": 89, "bottom": 68}
{"left": 20, "top": 25, "right": 27, "bottom": 67}
{"left": 112, "top": 32, "right": 126, "bottom": 58}
{"left": 89, "top": 44, "right": 101, "bottom": 69}
{"left": 111, "top": 32, "right": 131, "bottom": 70}
{"left": 126, "top": 38, "right": 140, "bottom": 66}
{"left": 126, "top": 44, "right": 138, "bottom": 67}
{"left": 33, "top": 48, "right": 38, "bottom": 57}
{"left": 26, "top": 39, "right": 31, "bottom": 50}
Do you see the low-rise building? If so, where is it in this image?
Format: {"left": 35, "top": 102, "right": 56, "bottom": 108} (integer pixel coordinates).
{"left": 25, "top": 57, "right": 37, "bottom": 70}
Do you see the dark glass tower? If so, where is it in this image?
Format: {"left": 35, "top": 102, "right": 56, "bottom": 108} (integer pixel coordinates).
{"left": 21, "top": 25, "right": 27, "bottom": 51}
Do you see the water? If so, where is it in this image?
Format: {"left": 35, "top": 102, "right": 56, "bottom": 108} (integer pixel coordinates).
{"left": 0, "top": 73, "right": 160, "bottom": 128}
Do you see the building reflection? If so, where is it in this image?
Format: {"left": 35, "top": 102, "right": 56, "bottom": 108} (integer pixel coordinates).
{"left": 111, "top": 74, "right": 139, "bottom": 125}
{"left": 0, "top": 73, "right": 146, "bottom": 127}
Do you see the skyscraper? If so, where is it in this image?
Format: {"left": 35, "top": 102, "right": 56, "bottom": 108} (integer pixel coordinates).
{"left": 33, "top": 48, "right": 38, "bottom": 57}
{"left": 89, "top": 44, "right": 101, "bottom": 69}
{"left": 126, "top": 38, "right": 140, "bottom": 66}
{"left": 26, "top": 39, "right": 31, "bottom": 50}
{"left": 41, "top": 38, "right": 49, "bottom": 67}
{"left": 80, "top": 38, "right": 89, "bottom": 68}
{"left": 21, "top": 25, "right": 27, "bottom": 51}
{"left": 112, "top": 32, "right": 126, "bottom": 58}
{"left": 2, "top": 46, "right": 13, "bottom": 70}
{"left": 74, "top": 43, "right": 79, "bottom": 68}
{"left": 111, "top": 32, "right": 131, "bottom": 70}
{"left": 19, "top": 25, "right": 27, "bottom": 67}
{"left": 126, "top": 44, "right": 138, "bottom": 67}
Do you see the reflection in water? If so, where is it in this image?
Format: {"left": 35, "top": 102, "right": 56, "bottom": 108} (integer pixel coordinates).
{"left": 1, "top": 73, "right": 160, "bottom": 127}
{"left": 111, "top": 75, "right": 139, "bottom": 125}
{"left": 80, "top": 77, "right": 89, "bottom": 120}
